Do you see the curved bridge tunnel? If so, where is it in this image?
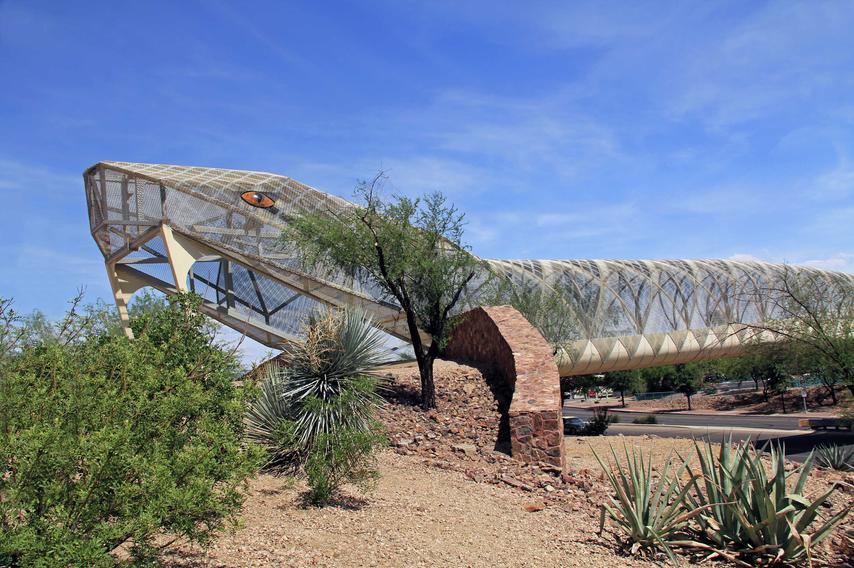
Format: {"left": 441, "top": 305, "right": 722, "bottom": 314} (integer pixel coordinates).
{"left": 84, "top": 161, "right": 854, "bottom": 376}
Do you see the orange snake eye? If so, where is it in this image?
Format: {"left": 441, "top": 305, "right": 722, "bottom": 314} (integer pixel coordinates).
{"left": 241, "top": 191, "right": 275, "bottom": 208}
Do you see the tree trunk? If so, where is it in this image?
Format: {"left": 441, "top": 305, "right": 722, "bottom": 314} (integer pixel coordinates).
{"left": 779, "top": 392, "right": 786, "bottom": 414}
{"left": 402, "top": 304, "right": 437, "bottom": 410}
{"left": 411, "top": 342, "right": 437, "bottom": 410}
{"left": 826, "top": 385, "right": 838, "bottom": 405}
{"left": 686, "top": 394, "right": 692, "bottom": 411}
{"left": 419, "top": 355, "right": 436, "bottom": 410}
{"left": 419, "top": 341, "right": 441, "bottom": 410}
{"left": 620, "top": 390, "right": 626, "bottom": 408}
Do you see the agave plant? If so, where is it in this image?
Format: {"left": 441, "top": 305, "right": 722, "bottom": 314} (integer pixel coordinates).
{"left": 592, "top": 444, "right": 708, "bottom": 564}
{"left": 245, "top": 307, "right": 388, "bottom": 475}
{"left": 685, "top": 437, "right": 851, "bottom": 566}
{"left": 815, "top": 443, "right": 854, "bottom": 472}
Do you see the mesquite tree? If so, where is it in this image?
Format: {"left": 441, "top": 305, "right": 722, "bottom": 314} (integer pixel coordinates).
{"left": 743, "top": 266, "right": 854, "bottom": 398}
{"left": 603, "top": 369, "right": 642, "bottom": 407}
{"left": 282, "top": 173, "right": 487, "bottom": 409}
{"left": 671, "top": 363, "right": 703, "bottom": 410}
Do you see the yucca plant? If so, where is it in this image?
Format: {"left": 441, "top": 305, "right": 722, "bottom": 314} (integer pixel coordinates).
{"left": 245, "top": 364, "right": 299, "bottom": 471}
{"left": 245, "top": 307, "right": 388, "bottom": 502}
{"left": 283, "top": 307, "right": 388, "bottom": 445}
{"left": 815, "top": 443, "right": 854, "bottom": 472}
{"left": 593, "top": 444, "right": 709, "bottom": 564}
{"left": 685, "top": 438, "right": 851, "bottom": 566}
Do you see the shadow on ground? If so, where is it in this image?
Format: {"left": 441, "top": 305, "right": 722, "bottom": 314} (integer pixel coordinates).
{"left": 749, "top": 430, "right": 854, "bottom": 458}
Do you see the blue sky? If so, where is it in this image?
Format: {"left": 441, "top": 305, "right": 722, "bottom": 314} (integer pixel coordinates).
{"left": 2, "top": 1, "right": 853, "bottom": 360}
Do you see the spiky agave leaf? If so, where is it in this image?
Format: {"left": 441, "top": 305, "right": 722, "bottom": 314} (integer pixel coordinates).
{"left": 592, "top": 443, "right": 707, "bottom": 564}
{"left": 686, "top": 437, "right": 852, "bottom": 565}
{"left": 815, "top": 444, "right": 854, "bottom": 472}
{"left": 244, "top": 364, "right": 300, "bottom": 472}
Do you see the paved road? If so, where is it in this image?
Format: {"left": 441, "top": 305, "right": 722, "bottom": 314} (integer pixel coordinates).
{"left": 563, "top": 407, "right": 853, "bottom": 462}
{"left": 564, "top": 406, "right": 806, "bottom": 430}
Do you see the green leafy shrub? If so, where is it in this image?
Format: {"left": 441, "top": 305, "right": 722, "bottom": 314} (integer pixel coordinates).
{"left": 632, "top": 414, "right": 658, "bottom": 424}
{"left": 0, "top": 294, "right": 262, "bottom": 566}
{"left": 246, "top": 308, "right": 387, "bottom": 504}
{"left": 685, "top": 438, "right": 851, "bottom": 565}
{"left": 304, "top": 427, "right": 384, "bottom": 504}
{"left": 815, "top": 444, "right": 853, "bottom": 472}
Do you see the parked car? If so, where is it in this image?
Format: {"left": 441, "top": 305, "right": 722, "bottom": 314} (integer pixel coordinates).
{"left": 562, "top": 416, "right": 588, "bottom": 434}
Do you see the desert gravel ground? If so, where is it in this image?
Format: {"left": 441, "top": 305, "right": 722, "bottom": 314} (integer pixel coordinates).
{"left": 163, "top": 450, "right": 656, "bottom": 568}
{"left": 163, "top": 361, "right": 852, "bottom": 567}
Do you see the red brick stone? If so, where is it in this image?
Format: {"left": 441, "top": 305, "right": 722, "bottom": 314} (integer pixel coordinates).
{"left": 445, "top": 306, "right": 565, "bottom": 470}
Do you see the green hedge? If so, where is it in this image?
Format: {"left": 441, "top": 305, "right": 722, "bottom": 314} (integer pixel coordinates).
{"left": 0, "top": 294, "right": 263, "bottom": 566}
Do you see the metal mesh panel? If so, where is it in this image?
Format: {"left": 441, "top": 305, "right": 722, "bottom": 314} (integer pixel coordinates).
{"left": 133, "top": 261, "right": 175, "bottom": 286}
{"left": 84, "top": 161, "right": 854, "bottom": 374}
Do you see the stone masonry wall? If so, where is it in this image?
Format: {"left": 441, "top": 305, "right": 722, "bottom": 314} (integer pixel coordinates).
{"left": 444, "top": 306, "right": 565, "bottom": 469}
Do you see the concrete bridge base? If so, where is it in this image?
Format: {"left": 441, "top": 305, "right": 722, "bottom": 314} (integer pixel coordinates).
{"left": 445, "top": 306, "right": 565, "bottom": 470}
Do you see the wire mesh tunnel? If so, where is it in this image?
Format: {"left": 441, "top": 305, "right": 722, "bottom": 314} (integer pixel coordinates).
{"left": 84, "top": 161, "right": 854, "bottom": 375}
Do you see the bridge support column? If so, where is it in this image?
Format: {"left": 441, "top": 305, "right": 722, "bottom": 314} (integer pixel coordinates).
{"left": 106, "top": 262, "right": 148, "bottom": 339}
{"left": 161, "top": 224, "right": 216, "bottom": 292}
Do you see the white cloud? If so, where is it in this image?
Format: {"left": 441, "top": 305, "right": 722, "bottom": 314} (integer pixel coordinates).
{"left": 660, "top": 3, "right": 854, "bottom": 130}
{"left": 289, "top": 154, "right": 493, "bottom": 200}
{"left": 0, "top": 159, "right": 79, "bottom": 192}
{"left": 728, "top": 253, "right": 766, "bottom": 264}
{"left": 11, "top": 244, "right": 104, "bottom": 277}
{"left": 813, "top": 159, "right": 854, "bottom": 200}
{"left": 468, "top": 201, "right": 641, "bottom": 259}
{"left": 373, "top": 156, "right": 491, "bottom": 197}
{"left": 673, "top": 184, "right": 764, "bottom": 215}
{"left": 452, "top": 1, "right": 854, "bottom": 137}
{"left": 430, "top": 100, "right": 619, "bottom": 178}
{"left": 727, "top": 252, "right": 854, "bottom": 274}
{"left": 802, "top": 253, "right": 854, "bottom": 274}
{"left": 355, "top": 88, "right": 625, "bottom": 188}
{"left": 534, "top": 202, "right": 637, "bottom": 228}
{"left": 465, "top": 219, "right": 499, "bottom": 246}
{"left": 808, "top": 206, "right": 854, "bottom": 236}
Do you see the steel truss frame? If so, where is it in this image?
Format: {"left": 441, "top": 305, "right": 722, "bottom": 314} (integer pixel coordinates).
{"left": 84, "top": 161, "right": 854, "bottom": 376}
